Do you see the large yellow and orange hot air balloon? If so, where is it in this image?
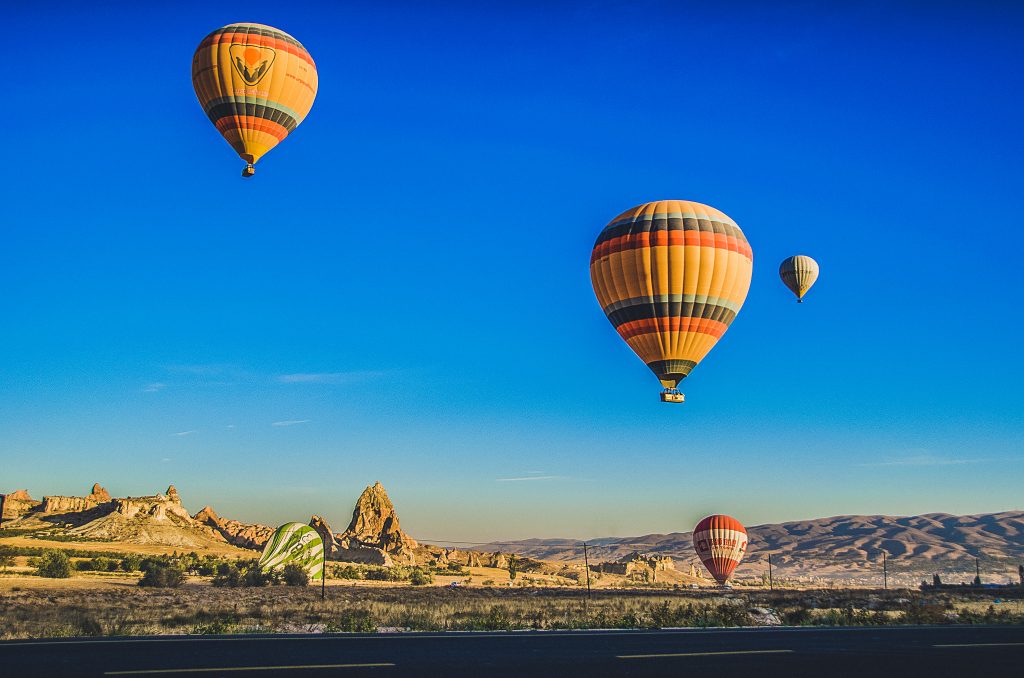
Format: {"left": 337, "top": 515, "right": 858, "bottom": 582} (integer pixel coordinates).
{"left": 590, "top": 200, "right": 753, "bottom": 402}
{"left": 192, "top": 23, "right": 318, "bottom": 177}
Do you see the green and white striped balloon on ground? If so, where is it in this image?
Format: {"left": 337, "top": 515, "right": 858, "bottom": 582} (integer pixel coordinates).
{"left": 258, "top": 523, "right": 324, "bottom": 580}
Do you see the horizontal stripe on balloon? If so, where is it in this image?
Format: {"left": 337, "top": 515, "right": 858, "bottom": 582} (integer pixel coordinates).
{"left": 595, "top": 212, "right": 749, "bottom": 245}
{"left": 604, "top": 301, "right": 739, "bottom": 328}
{"left": 203, "top": 96, "right": 302, "bottom": 123}
{"left": 645, "top": 359, "right": 697, "bottom": 378}
{"left": 206, "top": 103, "right": 298, "bottom": 132}
{"left": 592, "top": 231, "right": 753, "bottom": 261}
{"left": 602, "top": 294, "right": 745, "bottom": 316}
{"left": 215, "top": 117, "right": 290, "bottom": 141}
{"left": 197, "top": 28, "right": 315, "bottom": 68}
{"left": 616, "top": 317, "right": 728, "bottom": 341}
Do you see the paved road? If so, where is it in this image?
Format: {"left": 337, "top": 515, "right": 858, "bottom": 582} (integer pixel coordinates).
{"left": 2, "top": 625, "right": 1022, "bottom": 677}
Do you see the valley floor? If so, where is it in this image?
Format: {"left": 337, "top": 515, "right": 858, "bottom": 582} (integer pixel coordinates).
{"left": 2, "top": 573, "right": 1022, "bottom": 639}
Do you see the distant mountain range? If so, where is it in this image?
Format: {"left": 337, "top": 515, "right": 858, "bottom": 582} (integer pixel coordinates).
{"left": 482, "top": 511, "right": 1024, "bottom": 579}
{"left": 4, "top": 483, "right": 1022, "bottom": 583}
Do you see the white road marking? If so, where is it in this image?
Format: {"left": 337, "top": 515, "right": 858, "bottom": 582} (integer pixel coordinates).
{"left": 933, "top": 647, "right": 1024, "bottom": 651}
{"left": 104, "top": 663, "right": 395, "bottom": 675}
{"left": 618, "top": 649, "right": 793, "bottom": 659}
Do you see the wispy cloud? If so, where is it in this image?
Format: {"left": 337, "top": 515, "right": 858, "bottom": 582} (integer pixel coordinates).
{"left": 277, "top": 371, "right": 384, "bottom": 384}
{"left": 272, "top": 419, "right": 311, "bottom": 427}
{"left": 171, "top": 430, "right": 197, "bottom": 437}
{"left": 142, "top": 382, "right": 165, "bottom": 393}
{"left": 166, "top": 364, "right": 233, "bottom": 376}
{"left": 858, "top": 454, "right": 983, "bottom": 468}
{"left": 496, "top": 475, "right": 561, "bottom": 482}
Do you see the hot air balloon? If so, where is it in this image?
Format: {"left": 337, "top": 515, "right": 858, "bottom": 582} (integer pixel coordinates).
{"left": 590, "top": 200, "right": 754, "bottom": 403}
{"left": 692, "top": 514, "right": 748, "bottom": 585}
{"left": 779, "top": 255, "right": 819, "bottom": 302}
{"left": 192, "top": 23, "right": 318, "bottom": 177}
{"left": 258, "top": 523, "right": 325, "bottom": 580}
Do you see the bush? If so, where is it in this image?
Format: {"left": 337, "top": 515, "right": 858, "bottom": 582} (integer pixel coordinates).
{"left": 212, "top": 560, "right": 275, "bottom": 588}
{"left": 76, "top": 556, "right": 120, "bottom": 572}
{"left": 139, "top": 563, "right": 185, "bottom": 588}
{"left": 409, "top": 568, "right": 434, "bottom": 586}
{"left": 281, "top": 564, "right": 309, "bottom": 587}
{"left": 325, "top": 610, "right": 376, "bottom": 633}
{"left": 120, "top": 554, "right": 143, "bottom": 572}
{"left": 36, "top": 550, "right": 72, "bottom": 578}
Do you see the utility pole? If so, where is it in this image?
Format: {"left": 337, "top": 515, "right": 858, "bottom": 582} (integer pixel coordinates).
{"left": 882, "top": 551, "right": 888, "bottom": 590}
{"left": 321, "top": 557, "right": 326, "bottom": 601}
{"left": 582, "top": 542, "right": 592, "bottom": 615}
{"left": 768, "top": 553, "right": 773, "bottom": 591}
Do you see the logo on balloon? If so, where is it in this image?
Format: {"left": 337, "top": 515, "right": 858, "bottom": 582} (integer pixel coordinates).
{"left": 228, "top": 44, "right": 276, "bottom": 85}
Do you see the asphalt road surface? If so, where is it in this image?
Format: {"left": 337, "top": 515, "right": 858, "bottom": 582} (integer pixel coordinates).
{"left": 2, "top": 625, "right": 1022, "bottom": 677}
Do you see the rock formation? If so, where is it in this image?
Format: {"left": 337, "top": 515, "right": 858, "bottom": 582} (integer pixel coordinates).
{"left": 0, "top": 489, "right": 40, "bottom": 524}
{"left": 89, "top": 483, "right": 112, "bottom": 503}
{"left": 192, "top": 505, "right": 275, "bottom": 550}
{"left": 333, "top": 482, "right": 418, "bottom": 565}
{"left": 113, "top": 493, "right": 192, "bottom": 522}
{"left": 309, "top": 515, "right": 339, "bottom": 559}
{"left": 34, "top": 482, "right": 114, "bottom": 515}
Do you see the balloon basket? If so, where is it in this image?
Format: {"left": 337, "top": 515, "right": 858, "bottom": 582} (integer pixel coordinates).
{"left": 242, "top": 164, "right": 256, "bottom": 178}
{"left": 660, "top": 389, "right": 685, "bottom": 404}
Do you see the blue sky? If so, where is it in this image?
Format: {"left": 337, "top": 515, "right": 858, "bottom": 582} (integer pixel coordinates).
{"left": 1, "top": 1, "right": 1022, "bottom": 541}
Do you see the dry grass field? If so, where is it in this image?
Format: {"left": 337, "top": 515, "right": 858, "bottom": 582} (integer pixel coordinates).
{"left": 2, "top": 570, "right": 1021, "bottom": 639}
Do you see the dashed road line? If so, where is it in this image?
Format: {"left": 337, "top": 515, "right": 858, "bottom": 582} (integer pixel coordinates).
{"left": 618, "top": 649, "right": 793, "bottom": 659}
{"left": 104, "top": 663, "right": 395, "bottom": 675}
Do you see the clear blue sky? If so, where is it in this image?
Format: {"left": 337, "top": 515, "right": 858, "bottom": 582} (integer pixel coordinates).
{"left": 1, "top": 1, "right": 1022, "bottom": 541}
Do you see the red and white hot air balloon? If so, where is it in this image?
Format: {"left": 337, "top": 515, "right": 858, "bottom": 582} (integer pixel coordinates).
{"left": 692, "top": 514, "right": 748, "bottom": 585}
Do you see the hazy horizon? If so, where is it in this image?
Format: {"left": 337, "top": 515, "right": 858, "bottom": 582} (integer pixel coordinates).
{"left": 2, "top": 1, "right": 1022, "bottom": 541}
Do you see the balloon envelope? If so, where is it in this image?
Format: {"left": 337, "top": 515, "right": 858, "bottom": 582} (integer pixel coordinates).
{"left": 692, "top": 514, "right": 748, "bottom": 585}
{"left": 590, "top": 200, "right": 754, "bottom": 391}
{"left": 258, "top": 523, "right": 324, "bottom": 580}
{"left": 779, "top": 255, "right": 819, "bottom": 302}
{"left": 192, "top": 23, "right": 318, "bottom": 173}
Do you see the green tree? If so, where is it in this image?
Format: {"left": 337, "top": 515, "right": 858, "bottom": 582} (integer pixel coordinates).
{"left": 0, "top": 552, "right": 15, "bottom": 572}
{"left": 139, "top": 563, "right": 185, "bottom": 588}
{"left": 508, "top": 554, "right": 518, "bottom": 582}
{"left": 36, "top": 550, "right": 72, "bottom": 578}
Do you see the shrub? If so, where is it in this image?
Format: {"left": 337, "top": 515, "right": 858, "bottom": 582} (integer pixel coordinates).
{"left": 36, "top": 550, "right": 72, "bottom": 578}
{"left": 120, "top": 554, "right": 143, "bottom": 572}
{"left": 325, "top": 610, "right": 376, "bottom": 633}
{"left": 409, "top": 568, "right": 434, "bottom": 586}
{"left": 0, "top": 552, "right": 15, "bottom": 571}
{"left": 139, "top": 563, "right": 185, "bottom": 588}
{"left": 212, "top": 561, "right": 275, "bottom": 588}
{"left": 281, "top": 564, "right": 309, "bottom": 587}
{"left": 212, "top": 566, "right": 243, "bottom": 588}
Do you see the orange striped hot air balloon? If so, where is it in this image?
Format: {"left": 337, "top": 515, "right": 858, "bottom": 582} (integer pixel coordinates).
{"left": 692, "top": 514, "right": 748, "bottom": 585}
{"left": 590, "top": 200, "right": 754, "bottom": 403}
{"left": 192, "top": 23, "right": 318, "bottom": 177}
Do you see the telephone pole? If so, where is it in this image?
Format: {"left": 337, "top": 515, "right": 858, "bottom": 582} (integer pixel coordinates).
{"left": 768, "top": 553, "right": 773, "bottom": 591}
{"left": 882, "top": 551, "right": 888, "bottom": 590}
{"left": 582, "top": 542, "right": 592, "bottom": 615}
